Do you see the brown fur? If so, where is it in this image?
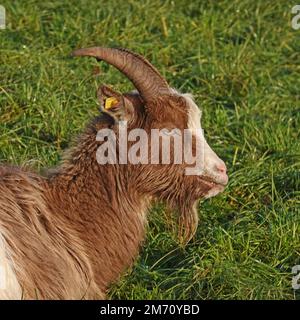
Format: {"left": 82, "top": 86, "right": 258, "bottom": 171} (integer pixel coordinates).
{"left": 0, "top": 93, "right": 214, "bottom": 299}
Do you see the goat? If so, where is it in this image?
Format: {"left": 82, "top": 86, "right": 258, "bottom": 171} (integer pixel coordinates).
{"left": 0, "top": 47, "right": 228, "bottom": 299}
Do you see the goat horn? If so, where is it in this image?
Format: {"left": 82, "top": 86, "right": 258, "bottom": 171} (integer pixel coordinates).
{"left": 72, "top": 47, "right": 170, "bottom": 102}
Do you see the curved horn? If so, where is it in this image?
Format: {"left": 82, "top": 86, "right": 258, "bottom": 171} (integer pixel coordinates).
{"left": 72, "top": 47, "right": 170, "bottom": 102}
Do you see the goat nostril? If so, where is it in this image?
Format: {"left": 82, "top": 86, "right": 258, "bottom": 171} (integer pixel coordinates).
{"left": 215, "top": 163, "right": 227, "bottom": 174}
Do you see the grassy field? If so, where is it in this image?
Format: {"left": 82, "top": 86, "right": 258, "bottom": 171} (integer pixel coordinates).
{"left": 0, "top": 0, "right": 299, "bottom": 300}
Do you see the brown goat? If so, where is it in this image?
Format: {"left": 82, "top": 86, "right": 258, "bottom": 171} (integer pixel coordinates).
{"left": 0, "top": 47, "right": 228, "bottom": 299}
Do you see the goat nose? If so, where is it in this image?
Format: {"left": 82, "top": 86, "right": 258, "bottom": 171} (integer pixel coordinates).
{"left": 214, "top": 162, "right": 228, "bottom": 185}
{"left": 215, "top": 162, "right": 227, "bottom": 174}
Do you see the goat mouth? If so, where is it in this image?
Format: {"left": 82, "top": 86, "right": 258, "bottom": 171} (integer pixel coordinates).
{"left": 199, "top": 176, "right": 227, "bottom": 189}
{"left": 199, "top": 176, "right": 227, "bottom": 199}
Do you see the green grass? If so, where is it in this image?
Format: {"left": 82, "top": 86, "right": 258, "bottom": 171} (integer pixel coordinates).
{"left": 0, "top": 0, "right": 299, "bottom": 300}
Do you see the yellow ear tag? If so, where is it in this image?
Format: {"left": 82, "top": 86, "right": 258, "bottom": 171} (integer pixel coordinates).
{"left": 104, "top": 97, "right": 119, "bottom": 110}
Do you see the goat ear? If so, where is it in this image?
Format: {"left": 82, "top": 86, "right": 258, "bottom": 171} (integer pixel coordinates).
{"left": 98, "top": 85, "right": 123, "bottom": 111}
{"left": 97, "top": 85, "right": 133, "bottom": 122}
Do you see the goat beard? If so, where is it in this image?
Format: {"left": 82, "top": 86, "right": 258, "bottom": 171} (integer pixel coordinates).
{"left": 165, "top": 198, "right": 199, "bottom": 245}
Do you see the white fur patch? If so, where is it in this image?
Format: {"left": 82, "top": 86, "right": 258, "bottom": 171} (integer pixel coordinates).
{"left": 173, "top": 89, "right": 226, "bottom": 184}
{"left": 0, "top": 233, "right": 22, "bottom": 299}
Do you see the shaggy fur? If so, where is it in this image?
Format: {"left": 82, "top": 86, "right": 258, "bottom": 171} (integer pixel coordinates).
{"left": 0, "top": 94, "right": 214, "bottom": 299}
{"left": 0, "top": 48, "right": 228, "bottom": 299}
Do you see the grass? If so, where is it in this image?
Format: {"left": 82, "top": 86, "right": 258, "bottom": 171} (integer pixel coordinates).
{"left": 0, "top": 0, "right": 299, "bottom": 300}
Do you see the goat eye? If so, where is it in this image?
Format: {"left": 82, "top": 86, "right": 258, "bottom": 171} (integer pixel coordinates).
{"left": 161, "top": 128, "right": 181, "bottom": 136}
